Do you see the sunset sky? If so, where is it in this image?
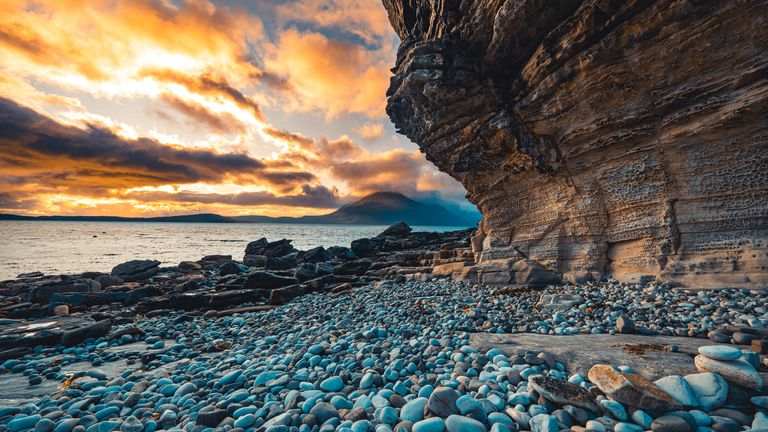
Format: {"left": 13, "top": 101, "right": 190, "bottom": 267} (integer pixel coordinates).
{"left": 0, "top": 0, "right": 471, "bottom": 217}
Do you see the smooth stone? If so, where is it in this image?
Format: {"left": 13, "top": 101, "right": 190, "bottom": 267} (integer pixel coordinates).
{"left": 710, "top": 416, "right": 741, "bottom": 432}
{"left": 651, "top": 415, "right": 692, "bottom": 432}
{"left": 400, "top": 398, "right": 428, "bottom": 423}
{"left": 694, "top": 355, "right": 763, "bottom": 390}
{"left": 599, "top": 399, "right": 627, "bottom": 421}
{"left": 8, "top": 415, "right": 42, "bottom": 432}
{"left": 529, "top": 414, "right": 559, "bottom": 432}
{"left": 320, "top": 376, "right": 344, "bottom": 392}
{"left": 752, "top": 411, "right": 768, "bottom": 430}
{"left": 412, "top": 418, "right": 445, "bottom": 432}
{"left": 426, "top": 387, "right": 459, "bottom": 418}
{"left": 35, "top": 418, "right": 56, "bottom": 432}
{"left": 697, "top": 346, "right": 742, "bottom": 361}
{"left": 684, "top": 373, "right": 728, "bottom": 411}
{"left": 653, "top": 375, "right": 699, "bottom": 407}
{"left": 310, "top": 402, "right": 339, "bottom": 424}
{"left": 751, "top": 395, "right": 768, "bottom": 408}
{"left": 444, "top": 415, "right": 486, "bottom": 432}
{"left": 584, "top": 419, "right": 606, "bottom": 432}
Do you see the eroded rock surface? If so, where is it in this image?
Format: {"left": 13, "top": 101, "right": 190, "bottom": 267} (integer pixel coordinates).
{"left": 383, "top": 0, "right": 768, "bottom": 288}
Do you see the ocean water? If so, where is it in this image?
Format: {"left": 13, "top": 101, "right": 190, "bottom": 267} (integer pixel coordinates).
{"left": 0, "top": 221, "right": 467, "bottom": 280}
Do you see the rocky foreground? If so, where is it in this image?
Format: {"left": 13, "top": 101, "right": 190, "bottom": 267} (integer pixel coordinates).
{"left": 0, "top": 224, "right": 767, "bottom": 432}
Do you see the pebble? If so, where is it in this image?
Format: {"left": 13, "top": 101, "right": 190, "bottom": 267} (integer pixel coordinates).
{"left": 651, "top": 415, "right": 692, "bottom": 432}
{"left": 698, "top": 345, "right": 742, "bottom": 361}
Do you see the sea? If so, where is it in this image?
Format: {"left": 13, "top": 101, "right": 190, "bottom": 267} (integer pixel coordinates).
{"left": 0, "top": 221, "right": 467, "bottom": 280}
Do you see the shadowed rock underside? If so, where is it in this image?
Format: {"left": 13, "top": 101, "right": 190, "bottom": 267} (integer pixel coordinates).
{"left": 383, "top": 0, "right": 768, "bottom": 288}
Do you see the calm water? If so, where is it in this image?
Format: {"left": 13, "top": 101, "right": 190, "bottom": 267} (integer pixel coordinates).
{"left": 0, "top": 221, "right": 465, "bottom": 280}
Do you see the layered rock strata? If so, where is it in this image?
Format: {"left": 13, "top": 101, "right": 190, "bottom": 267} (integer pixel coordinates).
{"left": 383, "top": 0, "right": 768, "bottom": 288}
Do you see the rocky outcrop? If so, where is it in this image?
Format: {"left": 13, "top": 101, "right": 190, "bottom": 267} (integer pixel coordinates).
{"left": 383, "top": 0, "right": 768, "bottom": 288}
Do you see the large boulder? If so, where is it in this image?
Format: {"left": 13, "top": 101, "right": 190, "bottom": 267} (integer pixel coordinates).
{"left": 242, "top": 271, "right": 298, "bottom": 290}
{"left": 296, "top": 246, "right": 332, "bottom": 264}
{"left": 111, "top": 260, "right": 160, "bottom": 282}
{"left": 376, "top": 221, "right": 412, "bottom": 238}
{"left": 246, "top": 238, "right": 295, "bottom": 258}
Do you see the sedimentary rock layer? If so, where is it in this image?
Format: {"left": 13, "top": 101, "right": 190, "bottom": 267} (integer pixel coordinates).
{"left": 383, "top": 0, "right": 768, "bottom": 288}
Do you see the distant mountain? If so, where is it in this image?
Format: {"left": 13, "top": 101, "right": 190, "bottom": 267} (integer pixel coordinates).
{"left": 0, "top": 213, "right": 238, "bottom": 223}
{"left": 0, "top": 192, "right": 479, "bottom": 227}
{"left": 235, "top": 192, "right": 478, "bottom": 227}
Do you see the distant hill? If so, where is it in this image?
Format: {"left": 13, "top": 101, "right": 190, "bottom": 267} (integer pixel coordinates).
{"left": 0, "top": 192, "right": 479, "bottom": 227}
{"left": 0, "top": 213, "right": 238, "bottom": 223}
{"left": 235, "top": 192, "right": 478, "bottom": 227}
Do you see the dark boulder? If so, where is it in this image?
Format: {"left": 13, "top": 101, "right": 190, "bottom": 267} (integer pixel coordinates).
{"left": 294, "top": 263, "right": 317, "bottom": 282}
{"left": 269, "top": 284, "right": 306, "bottom": 305}
{"left": 27, "top": 277, "right": 99, "bottom": 303}
{"left": 265, "top": 256, "right": 294, "bottom": 270}
{"left": 61, "top": 318, "right": 112, "bottom": 346}
{"left": 377, "top": 221, "right": 412, "bottom": 238}
{"left": 350, "top": 238, "right": 376, "bottom": 258}
{"left": 243, "top": 254, "right": 268, "bottom": 268}
{"left": 246, "top": 238, "right": 295, "bottom": 258}
{"left": 333, "top": 259, "right": 373, "bottom": 276}
{"left": 243, "top": 271, "right": 298, "bottom": 290}
{"left": 218, "top": 260, "right": 246, "bottom": 276}
{"left": 297, "top": 246, "right": 332, "bottom": 264}
{"left": 244, "top": 238, "right": 269, "bottom": 255}
{"left": 111, "top": 260, "right": 161, "bottom": 282}
{"left": 328, "top": 246, "right": 355, "bottom": 260}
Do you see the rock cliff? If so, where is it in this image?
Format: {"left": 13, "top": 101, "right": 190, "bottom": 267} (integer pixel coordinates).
{"left": 383, "top": 0, "right": 768, "bottom": 288}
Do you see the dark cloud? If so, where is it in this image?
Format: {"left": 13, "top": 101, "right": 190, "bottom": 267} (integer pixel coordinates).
{"left": 125, "top": 184, "right": 340, "bottom": 208}
{"left": 0, "top": 191, "right": 38, "bottom": 210}
{"left": 0, "top": 97, "right": 314, "bottom": 191}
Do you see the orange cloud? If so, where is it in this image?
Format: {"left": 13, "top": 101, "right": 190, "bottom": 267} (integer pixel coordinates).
{"left": 356, "top": 123, "right": 384, "bottom": 140}
{"left": 276, "top": 0, "right": 394, "bottom": 45}
{"left": 0, "top": 98, "right": 313, "bottom": 194}
{"left": 265, "top": 29, "right": 391, "bottom": 118}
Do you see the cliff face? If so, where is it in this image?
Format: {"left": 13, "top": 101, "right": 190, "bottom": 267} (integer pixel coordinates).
{"left": 383, "top": 0, "right": 768, "bottom": 288}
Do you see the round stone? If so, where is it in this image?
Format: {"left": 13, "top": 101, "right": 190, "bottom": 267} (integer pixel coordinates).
{"left": 697, "top": 346, "right": 742, "bottom": 361}
{"left": 651, "top": 415, "right": 692, "bottom": 432}
{"left": 320, "top": 376, "right": 344, "bottom": 392}
{"left": 413, "top": 417, "right": 446, "bottom": 432}
{"left": 445, "top": 415, "right": 486, "bottom": 432}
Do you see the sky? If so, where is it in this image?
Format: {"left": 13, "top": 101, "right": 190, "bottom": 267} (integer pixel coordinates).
{"left": 0, "top": 0, "right": 473, "bottom": 217}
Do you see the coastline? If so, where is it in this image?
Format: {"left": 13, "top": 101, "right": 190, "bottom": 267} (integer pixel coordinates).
{"left": 1, "top": 223, "right": 766, "bottom": 431}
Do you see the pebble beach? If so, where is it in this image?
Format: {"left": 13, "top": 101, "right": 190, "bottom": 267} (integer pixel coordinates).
{"left": 2, "top": 279, "right": 767, "bottom": 432}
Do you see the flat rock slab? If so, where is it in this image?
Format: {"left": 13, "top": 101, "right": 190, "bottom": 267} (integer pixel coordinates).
{"left": 469, "top": 333, "right": 751, "bottom": 381}
{"left": 0, "top": 316, "right": 107, "bottom": 349}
